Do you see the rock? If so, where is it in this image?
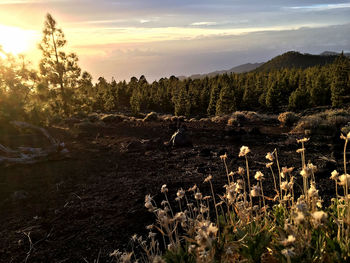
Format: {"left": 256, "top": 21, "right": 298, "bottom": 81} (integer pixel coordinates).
{"left": 100, "top": 114, "right": 124, "bottom": 123}
{"left": 87, "top": 113, "right": 100, "bottom": 122}
{"left": 143, "top": 112, "right": 158, "bottom": 122}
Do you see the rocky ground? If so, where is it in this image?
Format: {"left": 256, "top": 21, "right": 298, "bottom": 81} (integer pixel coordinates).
{"left": 0, "top": 115, "right": 344, "bottom": 262}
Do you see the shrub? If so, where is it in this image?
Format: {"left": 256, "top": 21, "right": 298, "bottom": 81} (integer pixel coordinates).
{"left": 278, "top": 112, "right": 299, "bottom": 126}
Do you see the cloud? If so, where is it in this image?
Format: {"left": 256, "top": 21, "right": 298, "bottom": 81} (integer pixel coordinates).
{"left": 287, "top": 3, "right": 350, "bottom": 11}
{"left": 74, "top": 23, "right": 350, "bottom": 81}
{"left": 190, "top": 21, "right": 218, "bottom": 26}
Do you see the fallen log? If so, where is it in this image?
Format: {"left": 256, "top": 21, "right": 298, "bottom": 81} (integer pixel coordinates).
{"left": 0, "top": 121, "right": 68, "bottom": 166}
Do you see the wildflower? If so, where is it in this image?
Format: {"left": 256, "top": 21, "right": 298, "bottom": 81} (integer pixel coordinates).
{"left": 296, "top": 148, "right": 304, "bottom": 153}
{"left": 297, "top": 138, "right": 309, "bottom": 143}
{"left": 307, "top": 162, "right": 317, "bottom": 173}
{"left": 254, "top": 171, "right": 264, "bottom": 181}
{"left": 251, "top": 184, "right": 260, "bottom": 197}
{"left": 228, "top": 171, "right": 234, "bottom": 177}
{"left": 188, "top": 184, "right": 197, "bottom": 192}
{"left": 161, "top": 184, "right": 168, "bottom": 193}
{"left": 195, "top": 220, "right": 218, "bottom": 247}
{"left": 294, "top": 212, "right": 305, "bottom": 224}
{"left": 348, "top": 132, "right": 350, "bottom": 139}
{"left": 281, "top": 247, "right": 295, "bottom": 257}
{"left": 300, "top": 167, "right": 311, "bottom": 178}
{"left": 330, "top": 170, "right": 339, "bottom": 180}
{"left": 195, "top": 192, "right": 203, "bottom": 200}
{"left": 265, "top": 152, "right": 274, "bottom": 161}
{"left": 200, "top": 204, "right": 209, "bottom": 214}
{"left": 167, "top": 243, "right": 175, "bottom": 251}
{"left": 174, "top": 212, "right": 186, "bottom": 222}
{"left": 177, "top": 188, "right": 185, "bottom": 199}
{"left": 308, "top": 183, "right": 319, "bottom": 198}
{"left": 220, "top": 153, "right": 227, "bottom": 160}
{"left": 161, "top": 200, "right": 168, "bottom": 206}
{"left": 266, "top": 162, "right": 273, "bottom": 168}
{"left": 312, "top": 210, "right": 328, "bottom": 225}
{"left": 145, "top": 195, "right": 154, "bottom": 211}
{"left": 146, "top": 225, "right": 153, "bottom": 230}
{"left": 188, "top": 244, "right": 196, "bottom": 254}
{"left": 239, "top": 146, "right": 250, "bottom": 157}
{"left": 237, "top": 167, "right": 245, "bottom": 175}
{"left": 204, "top": 175, "right": 212, "bottom": 183}
{"left": 131, "top": 234, "right": 138, "bottom": 241}
{"left": 316, "top": 199, "right": 323, "bottom": 208}
{"left": 283, "top": 166, "right": 294, "bottom": 173}
{"left": 281, "top": 181, "right": 289, "bottom": 191}
{"left": 340, "top": 133, "right": 346, "bottom": 140}
{"left": 338, "top": 174, "right": 350, "bottom": 186}
{"left": 281, "top": 235, "right": 296, "bottom": 246}
{"left": 280, "top": 171, "right": 285, "bottom": 179}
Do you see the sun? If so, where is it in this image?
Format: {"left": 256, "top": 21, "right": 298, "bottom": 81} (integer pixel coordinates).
{"left": 0, "top": 24, "right": 37, "bottom": 55}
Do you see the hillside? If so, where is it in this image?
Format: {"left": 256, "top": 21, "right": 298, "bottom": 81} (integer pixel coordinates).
{"left": 177, "top": 62, "right": 264, "bottom": 80}
{"left": 255, "top": 51, "right": 339, "bottom": 72}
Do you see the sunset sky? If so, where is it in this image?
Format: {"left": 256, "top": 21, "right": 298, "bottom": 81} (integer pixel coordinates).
{"left": 0, "top": 0, "right": 350, "bottom": 81}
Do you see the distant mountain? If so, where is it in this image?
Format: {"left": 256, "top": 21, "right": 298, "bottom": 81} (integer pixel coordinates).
{"left": 320, "top": 51, "right": 350, "bottom": 56}
{"left": 177, "top": 51, "right": 349, "bottom": 80}
{"left": 255, "top": 51, "right": 342, "bottom": 72}
{"left": 177, "top": 62, "right": 264, "bottom": 80}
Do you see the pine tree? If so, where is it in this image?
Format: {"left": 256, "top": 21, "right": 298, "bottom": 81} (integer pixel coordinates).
{"left": 39, "top": 13, "right": 81, "bottom": 116}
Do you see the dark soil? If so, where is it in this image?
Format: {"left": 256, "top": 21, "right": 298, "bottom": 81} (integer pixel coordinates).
{"left": 0, "top": 119, "right": 343, "bottom": 262}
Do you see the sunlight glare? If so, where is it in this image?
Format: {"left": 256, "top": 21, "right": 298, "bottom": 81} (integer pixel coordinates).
{"left": 0, "top": 24, "right": 37, "bottom": 55}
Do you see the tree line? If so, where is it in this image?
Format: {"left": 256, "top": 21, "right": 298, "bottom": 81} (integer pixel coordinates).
{"left": 1, "top": 14, "right": 350, "bottom": 126}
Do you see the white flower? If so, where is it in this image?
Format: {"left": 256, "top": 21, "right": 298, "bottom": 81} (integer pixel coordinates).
{"left": 195, "top": 192, "right": 203, "bottom": 200}
{"left": 300, "top": 167, "right": 311, "bottom": 178}
{"left": 251, "top": 184, "right": 260, "bottom": 197}
{"left": 204, "top": 175, "right": 213, "bottom": 182}
{"left": 312, "top": 210, "right": 328, "bottom": 224}
{"left": 254, "top": 171, "right": 264, "bottom": 181}
{"left": 239, "top": 146, "right": 250, "bottom": 157}
{"left": 281, "top": 247, "right": 295, "bottom": 257}
{"left": 177, "top": 188, "right": 185, "bottom": 199}
{"left": 237, "top": 167, "right": 245, "bottom": 175}
{"left": 281, "top": 235, "right": 296, "bottom": 246}
{"left": 220, "top": 153, "right": 227, "bottom": 160}
{"left": 308, "top": 184, "right": 319, "bottom": 198}
{"left": 297, "top": 138, "right": 309, "bottom": 143}
{"left": 266, "top": 162, "right": 273, "bottom": 168}
{"left": 330, "top": 170, "right": 339, "bottom": 180}
{"left": 265, "top": 152, "right": 274, "bottom": 161}
{"left": 161, "top": 184, "right": 168, "bottom": 193}
{"left": 280, "top": 181, "right": 289, "bottom": 191}
{"left": 339, "top": 174, "right": 350, "bottom": 186}
{"left": 294, "top": 212, "right": 305, "bottom": 225}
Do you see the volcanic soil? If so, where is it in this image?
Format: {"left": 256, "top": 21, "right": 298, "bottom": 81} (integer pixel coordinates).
{"left": 0, "top": 117, "right": 341, "bottom": 262}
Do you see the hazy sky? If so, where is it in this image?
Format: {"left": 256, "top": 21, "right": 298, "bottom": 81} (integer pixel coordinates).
{"left": 0, "top": 0, "right": 349, "bottom": 81}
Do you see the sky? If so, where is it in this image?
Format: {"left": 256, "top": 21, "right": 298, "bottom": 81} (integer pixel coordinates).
{"left": 0, "top": 0, "right": 349, "bottom": 81}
